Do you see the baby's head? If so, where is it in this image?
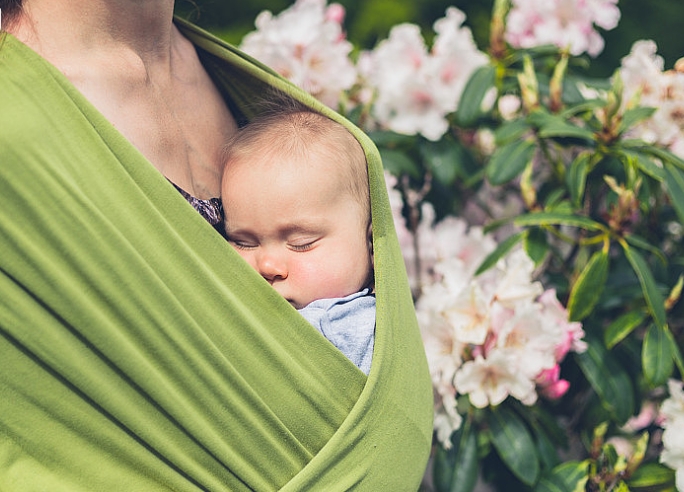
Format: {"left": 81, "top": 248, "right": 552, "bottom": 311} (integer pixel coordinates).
{"left": 221, "top": 102, "right": 372, "bottom": 309}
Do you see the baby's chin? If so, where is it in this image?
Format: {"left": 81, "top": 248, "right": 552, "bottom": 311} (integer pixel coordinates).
{"left": 286, "top": 298, "right": 307, "bottom": 310}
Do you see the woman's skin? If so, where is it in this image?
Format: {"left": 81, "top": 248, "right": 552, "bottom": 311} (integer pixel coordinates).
{"left": 8, "top": 0, "right": 238, "bottom": 199}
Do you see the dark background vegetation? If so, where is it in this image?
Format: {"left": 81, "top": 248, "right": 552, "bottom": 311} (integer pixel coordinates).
{"left": 176, "top": 0, "right": 684, "bottom": 78}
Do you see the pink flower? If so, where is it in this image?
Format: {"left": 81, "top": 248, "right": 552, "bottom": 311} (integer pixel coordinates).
{"left": 324, "top": 3, "right": 345, "bottom": 24}
{"left": 363, "top": 8, "right": 487, "bottom": 140}
{"left": 536, "top": 365, "right": 570, "bottom": 399}
{"left": 537, "top": 288, "right": 586, "bottom": 361}
{"left": 240, "top": 0, "right": 357, "bottom": 108}
{"left": 505, "top": 0, "right": 620, "bottom": 57}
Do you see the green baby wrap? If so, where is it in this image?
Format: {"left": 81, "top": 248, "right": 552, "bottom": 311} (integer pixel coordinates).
{"left": 0, "top": 19, "right": 433, "bottom": 491}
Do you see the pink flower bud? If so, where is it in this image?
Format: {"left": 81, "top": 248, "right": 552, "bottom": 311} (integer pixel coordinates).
{"left": 541, "top": 379, "right": 570, "bottom": 400}
{"left": 325, "top": 3, "right": 345, "bottom": 24}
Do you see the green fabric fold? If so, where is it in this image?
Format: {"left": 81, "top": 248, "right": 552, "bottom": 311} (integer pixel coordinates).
{"left": 0, "top": 19, "right": 433, "bottom": 491}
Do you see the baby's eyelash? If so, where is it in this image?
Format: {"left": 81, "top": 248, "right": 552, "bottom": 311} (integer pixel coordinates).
{"left": 289, "top": 242, "right": 314, "bottom": 252}
{"left": 227, "top": 238, "right": 256, "bottom": 250}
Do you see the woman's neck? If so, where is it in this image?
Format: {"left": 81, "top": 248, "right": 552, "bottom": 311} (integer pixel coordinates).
{"left": 10, "top": 0, "right": 177, "bottom": 66}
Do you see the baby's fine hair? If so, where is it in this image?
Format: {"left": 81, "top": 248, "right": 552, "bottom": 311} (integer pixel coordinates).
{"left": 222, "top": 93, "right": 370, "bottom": 218}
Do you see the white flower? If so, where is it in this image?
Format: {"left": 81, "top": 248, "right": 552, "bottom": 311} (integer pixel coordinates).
{"left": 363, "top": 8, "right": 487, "bottom": 140}
{"left": 505, "top": 0, "right": 620, "bottom": 57}
{"left": 455, "top": 349, "right": 538, "bottom": 408}
{"left": 493, "top": 249, "right": 544, "bottom": 308}
{"left": 498, "top": 94, "right": 522, "bottom": 121}
{"left": 240, "top": 0, "right": 357, "bottom": 108}
{"left": 537, "top": 288, "right": 587, "bottom": 360}
{"left": 495, "top": 302, "right": 560, "bottom": 378}
{"left": 661, "top": 379, "right": 684, "bottom": 492}
{"left": 619, "top": 40, "right": 684, "bottom": 158}
{"left": 433, "top": 390, "right": 464, "bottom": 449}
{"left": 442, "top": 281, "right": 492, "bottom": 345}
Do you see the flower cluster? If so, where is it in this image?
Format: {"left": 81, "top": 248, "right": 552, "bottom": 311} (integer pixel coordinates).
{"left": 660, "top": 379, "right": 684, "bottom": 492}
{"left": 358, "top": 7, "right": 488, "bottom": 141}
{"left": 239, "top": 0, "right": 357, "bottom": 108}
{"left": 619, "top": 40, "right": 684, "bottom": 157}
{"left": 386, "top": 184, "right": 586, "bottom": 448}
{"left": 505, "top": 0, "right": 620, "bottom": 57}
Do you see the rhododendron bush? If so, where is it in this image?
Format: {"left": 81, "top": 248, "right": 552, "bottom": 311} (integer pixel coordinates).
{"left": 239, "top": 0, "right": 684, "bottom": 490}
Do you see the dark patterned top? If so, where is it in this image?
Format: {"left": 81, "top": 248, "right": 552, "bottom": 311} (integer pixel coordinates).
{"left": 171, "top": 182, "right": 225, "bottom": 236}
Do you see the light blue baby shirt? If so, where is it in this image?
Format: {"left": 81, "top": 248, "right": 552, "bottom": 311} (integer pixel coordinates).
{"left": 298, "top": 289, "right": 376, "bottom": 375}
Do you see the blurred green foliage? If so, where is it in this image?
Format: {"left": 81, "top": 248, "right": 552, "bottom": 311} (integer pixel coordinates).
{"left": 175, "top": 0, "right": 684, "bottom": 77}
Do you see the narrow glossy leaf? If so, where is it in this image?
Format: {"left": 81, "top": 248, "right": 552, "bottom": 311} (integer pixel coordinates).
{"left": 620, "top": 149, "right": 666, "bottom": 181}
{"left": 576, "top": 338, "right": 635, "bottom": 424}
{"left": 604, "top": 311, "right": 647, "bottom": 349}
{"left": 643, "top": 145, "right": 684, "bottom": 171}
{"left": 618, "top": 106, "right": 657, "bottom": 133}
{"left": 489, "top": 406, "right": 540, "bottom": 485}
{"left": 456, "top": 65, "right": 496, "bottom": 126}
{"left": 534, "top": 461, "right": 589, "bottom": 492}
{"left": 664, "top": 162, "right": 684, "bottom": 225}
{"left": 627, "top": 462, "right": 676, "bottom": 489}
{"left": 368, "top": 130, "right": 416, "bottom": 147}
{"left": 623, "top": 246, "right": 667, "bottom": 330}
{"left": 524, "top": 227, "right": 549, "bottom": 266}
{"left": 665, "top": 328, "right": 684, "bottom": 377}
{"left": 514, "top": 212, "right": 606, "bottom": 231}
{"left": 449, "top": 423, "right": 478, "bottom": 492}
{"left": 567, "top": 249, "right": 609, "bottom": 322}
{"left": 433, "top": 424, "right": 479, "bottom": 492}
{"left": 625, "top": 234, "right": 667, "bottom": 265}
{"left": 560, "top": 99, "right": 607, "bottom": 118}
{"left": 495, "top": 119, "right": 533, "bottom": 146}
{"left": 567, "top": 152, "right": 591, "bottom": 208}
{"left": 537, "top": 118, "right": 595, "bottom": 142}
{"left": 378, "top": 148, "right": 420, "bottom": 178}
{"left": 643, "top": 323, "right": 674, "bottom": 387}
{"left": 486, "top": 138, "right": 536, "bottom": 185}
{"left": 433, "top": 444, "right": 456, "bottom": 491}
{"left": 475, "top": 232, "right": 524, "bottom": 276}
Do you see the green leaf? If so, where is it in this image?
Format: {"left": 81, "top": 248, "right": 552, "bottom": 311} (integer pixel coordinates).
{"left": 537, "top": 119, "right": 596, "bottom": 141}
{"left": 474, "top": 232, "right": 524, "bottom": 276}
{"left": 486, "top": 138, "right": 536, "bottom": 185}
{"left": 450, "top": 423, "right": 479, "bottom": 492}
{"left": 664, "top": 162, "right": 684, "bottom": 225}
{"left": 527, "top": 110, "right": 595, "bottom": 141}
{"left": 627, "top": 462, "right": 676, "bottom": 489}
{"left": 489, "top": 406, "right": 540, "bottom": 486}
{"left": 419, "top": 138, "right": 466, "bottom": 186}
{"left": 567, "top": 248, "right": 609, "bottom": 322}
{"left": 534, "top": 461, "right": 589, "bottom": 492}
{"left": 618, "top": 106, "right": 657, "bottom": 134}
{"left": 604, "top": 311, "right": 647, "bottom": 349}
{"left": 665, "top": 328, "right": 684, "bottom": 377}
{"left": 495, "top": 119, "right": 533, "bottom": 146}
{"left": 622, "top": 246, "right": 668, "bottom": 330}
{"left": 514, "top": 212, "right": 606, "bottom": 231}
{"left": 625, "top": 234, "right": 667, "bottom": 266}
{"left": 368, "top": 130, "right": 416, "bottom": 147}
{"left": 456, "top": 64, "right": 497, "bottom": 126}
{"left": 642, "top": 145, "right": 684, "bottom": 171}
{"left": 524, "top": 227, "right": 549, "bottom": 266}
{"left": 567, "top": 152, "right": 591, "bottom": 208}
{"left": 378, "top": 148, "right": 420, "bottom": 178}
{"left": 433, "top": 423, "right": 479, "bottom": 492}
{"left": 560, "top": 99, "right": 608, "bottom": 118}
{"left": 643, "top": 323, "right": 674, "bottom": 387}
{"left": 620, "top": 149, "right": 666, "bottom": 181}
{"left": 576, "top": 338, "right": 635, "bottom": 424}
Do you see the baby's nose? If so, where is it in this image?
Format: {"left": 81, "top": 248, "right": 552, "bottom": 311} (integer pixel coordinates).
{"left": 256, "top": 250, "right": 288, "bottom": 283}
